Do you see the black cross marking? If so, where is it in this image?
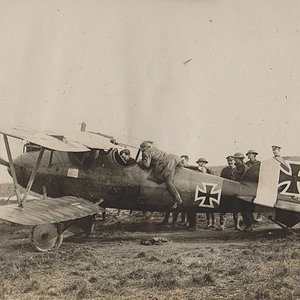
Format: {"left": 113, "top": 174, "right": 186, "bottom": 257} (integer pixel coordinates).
{"left": 278, "top": 162, "right": 300, "bottom": 195}
{"left": 194, "top": 183, "right": 220, "bottom": 208}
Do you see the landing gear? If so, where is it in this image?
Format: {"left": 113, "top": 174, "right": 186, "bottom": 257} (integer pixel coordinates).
{"left": 64, "top": 215, "right": 95, "bottom": 239}
{"left": 30, "top": 223, "right": 63, "bottom": 252}
{"left": 29, "top": 216, "right": 96, "bottom": 251}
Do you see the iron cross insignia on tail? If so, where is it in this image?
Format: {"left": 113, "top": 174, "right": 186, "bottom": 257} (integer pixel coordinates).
{"left": 194, "top": 182, "right": 221, "bottom": 208}
{"left": 278, "top": 160, "right": 300, "bottom": 198}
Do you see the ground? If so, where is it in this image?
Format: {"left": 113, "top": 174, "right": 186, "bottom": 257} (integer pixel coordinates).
{"left": 0, "top": 210, "right": 299, "bottom": 300}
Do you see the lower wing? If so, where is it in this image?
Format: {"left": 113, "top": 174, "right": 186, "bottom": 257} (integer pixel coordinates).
{"left": 0, "top": 196, "right": 102, "bottom": 225}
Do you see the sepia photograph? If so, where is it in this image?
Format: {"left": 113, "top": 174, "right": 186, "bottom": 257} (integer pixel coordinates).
{"left": 0, "top": 1, "right": 299, "bottom": 299}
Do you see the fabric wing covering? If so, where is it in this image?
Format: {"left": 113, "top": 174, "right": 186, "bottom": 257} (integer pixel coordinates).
{"left": 0, "top": 196, "right": 101, "bottom": 225}
{"left": 0, "top": 127, "right": 90, "bottom": 152}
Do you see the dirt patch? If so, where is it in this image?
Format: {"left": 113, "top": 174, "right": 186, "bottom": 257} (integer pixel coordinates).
{"left": 0, "top": 210, "right": 299, "bottom": 299}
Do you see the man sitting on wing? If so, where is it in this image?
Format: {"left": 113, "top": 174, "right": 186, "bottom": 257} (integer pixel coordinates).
{"left": 138, "top": 141, "right": 183, "bottom": 209}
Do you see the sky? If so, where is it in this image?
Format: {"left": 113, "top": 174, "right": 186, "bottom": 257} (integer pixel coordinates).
{"left": 0, "top": 0, "right": 300, "bottom": 182}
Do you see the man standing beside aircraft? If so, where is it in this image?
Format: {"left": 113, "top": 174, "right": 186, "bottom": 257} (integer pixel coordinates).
{"left": 232, "top": 153, "right": 253, "bottom": 231}
{"left": 245, "top": 150, "right": 260, "bottom": 168}
{"left": 219, "top": 156, "right": 241, "bottom": 231}
{"left": 272, "top": 145, "right": 281, "bottom": 158}
{"left": 245, "top": 150, "right": 262, "bottom": 222}
{"left": 138, "top": 142, "right": 183, "bottom": 209}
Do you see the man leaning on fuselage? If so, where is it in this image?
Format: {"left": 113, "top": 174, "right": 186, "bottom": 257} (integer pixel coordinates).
{"left": 138, "top": 142, "right": 183, "bottom": 210}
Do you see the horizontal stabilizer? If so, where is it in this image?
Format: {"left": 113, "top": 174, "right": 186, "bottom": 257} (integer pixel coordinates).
{"left": 0, "top": 196, "right": 101, "bottom": 225}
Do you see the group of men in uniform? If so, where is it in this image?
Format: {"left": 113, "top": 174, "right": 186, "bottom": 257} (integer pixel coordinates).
{"left": 219, "top": 150, "right": 259, "bottom": 231}
{"left": 137, "top": 140, "right": 282, "bottom": 232}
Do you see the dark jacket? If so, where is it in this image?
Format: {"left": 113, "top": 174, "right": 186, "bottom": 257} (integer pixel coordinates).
{"left": 232, "top": 163, "right": 249, "bottom": 182}
{"left": 220, "top": 166, "right": 236, "bottom": 180}
{"left": 245, "top": 160, "right": 260, "bottom": 168}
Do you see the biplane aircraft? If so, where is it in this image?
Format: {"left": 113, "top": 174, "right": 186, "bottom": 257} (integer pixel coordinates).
{"left": 0, "top": 126, "right": 299, "bottom": 251}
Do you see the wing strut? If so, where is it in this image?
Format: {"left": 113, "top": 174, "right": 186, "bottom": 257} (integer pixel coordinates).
{"left": 3, "top": 134, "right": 22, "bottom": 206}
{"left": 3, "top": 134, "right": 45, "bottom": 208}
{"left": 22, "top": 147, "right": 44, "bottom": 206}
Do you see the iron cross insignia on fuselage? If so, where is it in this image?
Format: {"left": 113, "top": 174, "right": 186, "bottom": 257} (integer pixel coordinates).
{"left": 278, "top": 161, "right": 300, "bottom": 197}
{"left": 194, "top": 182, "right": 221, "bottom": 208}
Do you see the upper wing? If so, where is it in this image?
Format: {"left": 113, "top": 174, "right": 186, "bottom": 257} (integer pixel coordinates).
{"left": 48, "top": 130, "right": 113, "bottom": 150}
{"left": 0, "top": 196, "right": 102, "bottom": 225}
{"left": 0, "top": 126, "right": 116, "bottom": 152}
{"left": 89, "top": 131, "right": 153, "bottom": 150}
{"left": 0, "top": 127, "right": 90, "bottom": 152}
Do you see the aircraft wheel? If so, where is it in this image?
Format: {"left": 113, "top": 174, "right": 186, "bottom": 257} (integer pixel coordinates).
{"left": 30, "top": 223, "right": 63, "bottom": 252}
{"left": 66, "top": 215, "right": 95, "bottom": 239}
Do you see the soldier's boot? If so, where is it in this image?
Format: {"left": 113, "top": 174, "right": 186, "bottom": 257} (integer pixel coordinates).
{"left": 242, "top": 213, "right": 254, "bottom": 232}
{"left": 234, "top": 213, "right": 242, "bottom": 231}
{"left": 211, "top": 214, "right": 216, "bottom": 228}
{"left": 255, "top": 213, "right": 263, "bottom": 223}
{"left": 243, "top": 225, "right": 253, "bottom": 232}
{"left": 180, "top": 212, "right": 187, "bottom": 225}
{"left": 218, "top": 213, "right": 226, "bottom": 231}
{"left": 161, "top": 212, "right": 170, "bottom": 225}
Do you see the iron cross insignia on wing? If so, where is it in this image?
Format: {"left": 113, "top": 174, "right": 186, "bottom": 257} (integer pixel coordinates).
{"left": 194, "top": 182, "right": 221, "bottom": 208}
{"left": 278, "top": 161, "right": 300, "bottom": 197}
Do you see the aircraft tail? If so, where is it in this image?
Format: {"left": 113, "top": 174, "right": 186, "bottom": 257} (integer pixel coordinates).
{"left": 241, "top": 156, "right": 300, "bottom": 214}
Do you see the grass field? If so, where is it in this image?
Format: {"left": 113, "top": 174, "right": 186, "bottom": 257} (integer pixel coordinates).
{"left": 0, "top": 210, "right": 299, "bottom": 300}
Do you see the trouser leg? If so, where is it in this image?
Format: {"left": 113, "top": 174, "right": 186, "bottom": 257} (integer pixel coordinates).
{"left": 180, "top": 212, "right": 186, "bottom": 223}
{"left": 241, "top": 211, "right": 253, "bottom": 227}
{"left": 172, "top": 211, "right": 179, "bottom": 223}
{"left": 165, "top": 169, "right": 182, "bottom": 205}
{"left": 233, "top": 213, "right": 241, "bottom": 230}
{"left": 220, "top": 213, "right": 226, "bottom": 226}
{"left": 211, "top": 213, "right": 215, "bottom": 225}
{"left": 188, "top": 212, "right": 196, "bottom": 227}
{"left": 161, "top": 211, "right": 170, "bottom": 224}
{"left": 102, "top": 210, "right": 106, "bottom": 222}
{"left": 206, "top": 213, "right": 211, "bottom": 226}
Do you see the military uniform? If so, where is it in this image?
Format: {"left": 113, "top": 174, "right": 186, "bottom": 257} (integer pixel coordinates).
{"left": 138, "top": 145, "right": 183, "bottom": 207}
{"left": 219, "top": 165, "right": 240, "bottom": 230}
{"left": 220, "top": 165, "right": 236, "bottom": 179}
{"left": 139, "top": 147, "right": 181, "bottom": 182}
{"left": 232, "top": 163, "right": 249, "bottom": 181}
{"left": 245, "top": 159, "right": 260, "bottom": 168}
{"left": 245, "top": 150, "right": 262, "bottom": 223}
{"left": 232, "top": 162, "right": 254, "bottom": 229}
